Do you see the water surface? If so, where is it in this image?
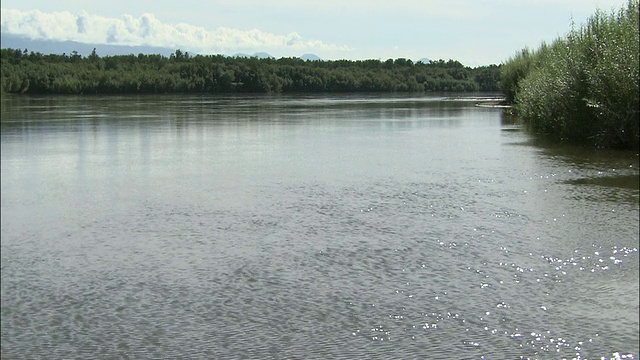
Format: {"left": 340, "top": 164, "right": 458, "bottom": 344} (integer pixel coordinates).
{"left": 1, "top": 94, "right": 638, "bottom": 359}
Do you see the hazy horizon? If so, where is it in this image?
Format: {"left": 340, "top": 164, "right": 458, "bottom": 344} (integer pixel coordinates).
{"left": 1, "top": 1, "right": 630, "bottom": 66}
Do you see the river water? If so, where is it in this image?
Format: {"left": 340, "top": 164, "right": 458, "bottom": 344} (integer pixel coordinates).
{"left": 1, "top": 94, "right": 638, "bottom": 359}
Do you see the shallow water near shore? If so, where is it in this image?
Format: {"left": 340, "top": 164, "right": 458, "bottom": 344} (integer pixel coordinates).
{"left": 1, "top": 94, "right": 638, "bottom": 359}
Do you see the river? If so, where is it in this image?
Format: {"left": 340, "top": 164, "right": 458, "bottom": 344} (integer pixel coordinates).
{"left": 1, "top": 94, "right": 638, "bottom": 359}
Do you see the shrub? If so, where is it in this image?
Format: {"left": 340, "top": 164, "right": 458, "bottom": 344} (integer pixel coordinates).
{"left": 501, "top": 0, "right": 639, "bottom": 149}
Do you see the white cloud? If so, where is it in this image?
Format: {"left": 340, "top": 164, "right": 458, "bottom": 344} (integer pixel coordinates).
{"left": 0, "top": 8, "right": 351, "bottom": 56}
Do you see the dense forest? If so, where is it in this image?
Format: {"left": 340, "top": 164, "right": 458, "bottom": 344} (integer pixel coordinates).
{"left": 501, "top": 0, "right": 639, "bottom": 149}
{"left": 0, "top": 48, "right": 500, "bottom": 95}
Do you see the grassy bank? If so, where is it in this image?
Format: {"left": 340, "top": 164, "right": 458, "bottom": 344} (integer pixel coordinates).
{"left": 501, "top": 0, "right": 639, "bottom": 149}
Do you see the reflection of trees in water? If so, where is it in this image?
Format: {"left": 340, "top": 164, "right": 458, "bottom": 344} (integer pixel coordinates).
{"left": 499, "top": 110, "right": 638, "bottom": 202}
{"left": 530, "top": 136, "right": 639, "bottom": 174}
{"left": 500, "top": 110, "right": 638, "bottom": 175}
{"left": 500, "top": 111, "right": 520, "bottom": 126}
{"left": 566, "top": 175, "right": 639, "bottom": 191}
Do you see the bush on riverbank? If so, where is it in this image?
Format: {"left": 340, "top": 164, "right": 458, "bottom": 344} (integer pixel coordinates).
{"left": 501, "top": 0, "right": 639, "bottom": 149}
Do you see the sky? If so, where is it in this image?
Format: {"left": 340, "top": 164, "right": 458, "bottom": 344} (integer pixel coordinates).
{"left": 0, "top": 0, "right": 630, "bottom": 66}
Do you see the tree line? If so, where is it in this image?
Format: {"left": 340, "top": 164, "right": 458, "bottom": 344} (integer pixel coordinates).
{"left": 0, "top": 48, "right": 501, "bottom": 95}
{"left": 501, "top": 0, "right": 639, "bottom": 149}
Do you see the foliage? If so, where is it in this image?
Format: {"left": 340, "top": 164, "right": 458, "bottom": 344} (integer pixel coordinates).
{"left": 501, "top": 0, "right": 639, "bottom": 149}
{"left": 499, "top": 48, "right": 534, "bottom": 103}
{"left": 1, "top": 48, "right": 501, "bottom": 95}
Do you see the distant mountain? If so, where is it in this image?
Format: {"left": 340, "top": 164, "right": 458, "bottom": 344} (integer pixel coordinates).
{"left": 253, "top": 52, "right": 274, "bottom": 59}
{"left": 232, "top": 52, "right": 274, "bottom": 59}
{"left": 416, "top": 58, "right": 432, "bottom": 64}
{"left": 0, "top": 36, "right": 336, "bottom": 63}
{"left": 0, "top": 33, "right": 183, "bottom": 57}
{"left": 300, "top": 53, "right": 321, "bottom": 61}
